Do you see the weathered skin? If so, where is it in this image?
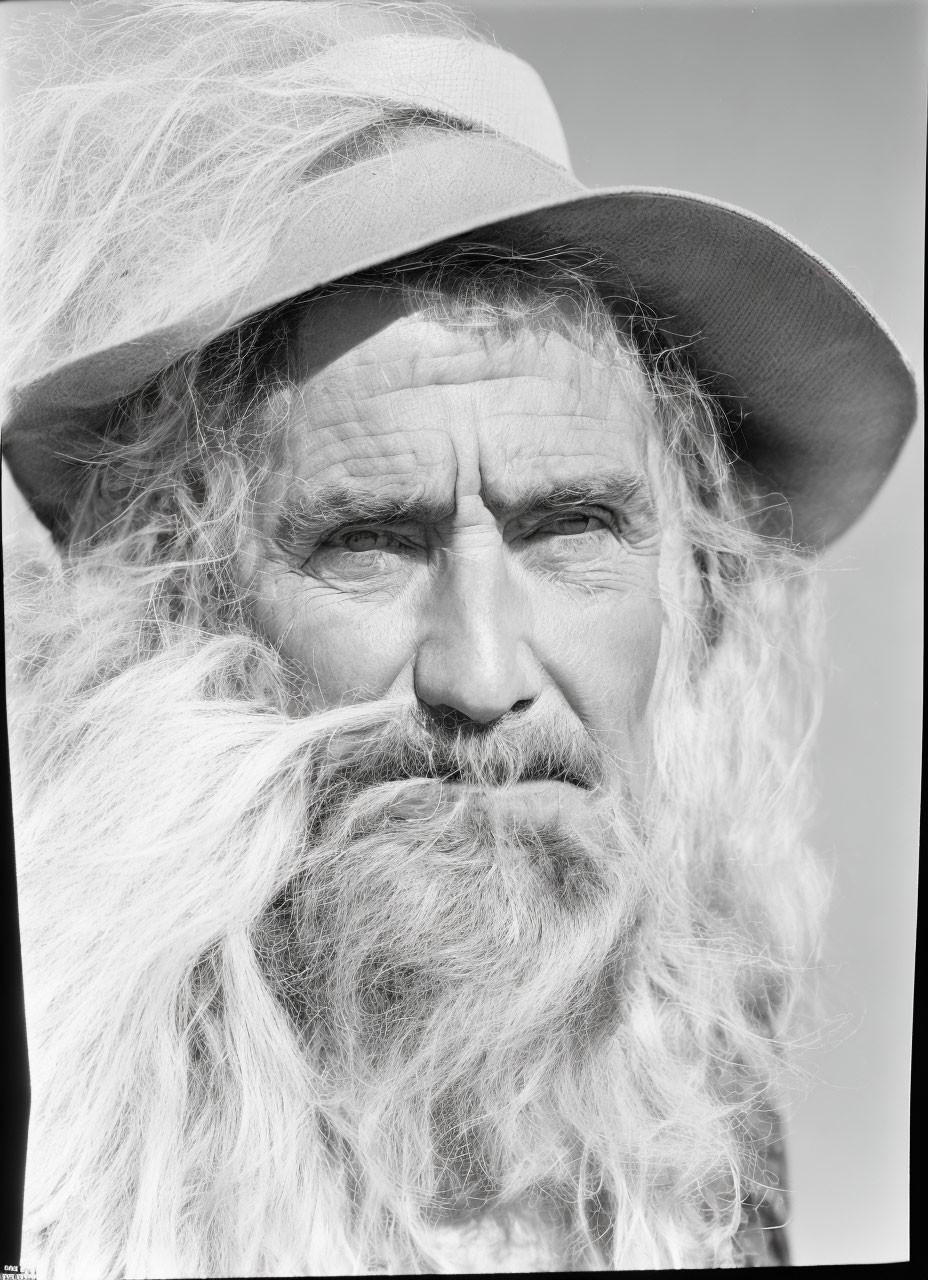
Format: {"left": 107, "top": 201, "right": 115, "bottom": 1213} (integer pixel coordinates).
{"left": 245, "top": 291, "right": 668, "bottom": 803}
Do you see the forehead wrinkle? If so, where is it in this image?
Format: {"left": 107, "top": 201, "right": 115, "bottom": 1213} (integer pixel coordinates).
{"left": 278, "top": 316, "right": 656, "bottom": 526}
{"left": 304, "top": 370, "right": 608, "bottom": 421}
{"left": 283, "top": 387, "right": 456, "bottom": 472}
{"left": 294, "top": 374, "right": 634, "bottom": 481}
{"left": 295, "top": 317, "right": 644, "bottom": 447}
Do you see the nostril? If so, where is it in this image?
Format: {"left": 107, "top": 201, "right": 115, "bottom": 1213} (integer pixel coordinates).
{"left": 421, "top": 703, "right": 493, "bottom": 734}
{"left": 418, "top": 696, "right": 535, "bottom": 734}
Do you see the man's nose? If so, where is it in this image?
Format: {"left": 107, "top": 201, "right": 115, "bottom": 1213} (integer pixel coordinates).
{"left": 413, "top": 546, "right": 540, "bottom": 726}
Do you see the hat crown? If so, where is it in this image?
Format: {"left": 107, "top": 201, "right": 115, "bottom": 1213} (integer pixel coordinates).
{"left": 312, "top": 33, "right": 572, "bottom": 169}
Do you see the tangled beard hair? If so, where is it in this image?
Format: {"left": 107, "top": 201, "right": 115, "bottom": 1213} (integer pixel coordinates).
{"left": 7, "top": 250, "right": 828, "bottom": 1273}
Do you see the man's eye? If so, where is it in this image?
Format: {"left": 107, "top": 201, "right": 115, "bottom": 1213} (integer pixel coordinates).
{"left": 333, "top": 529, "right": 398, "bottom": 553}
{"left": 527, "top": 512, "right": 609, "bottom": 539}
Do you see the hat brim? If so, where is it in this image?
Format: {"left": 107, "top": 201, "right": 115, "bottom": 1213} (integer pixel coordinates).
{"left": 2, "top": 132, "right": 917, "bottom": 547}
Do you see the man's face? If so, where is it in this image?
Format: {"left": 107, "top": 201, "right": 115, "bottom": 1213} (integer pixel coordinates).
{"left": 15, "top": 286, "right": 814, "bottom": 1275}
{"left": 247, "top": 290, "right": 666, "bottom": 801}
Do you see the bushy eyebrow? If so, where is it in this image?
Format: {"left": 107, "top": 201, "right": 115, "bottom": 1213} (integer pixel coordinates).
{"left": 500, "top": 471, "right": 654, "bottom": 522}
{"left": 272, "top": 484, "right": 456, "bottom": 545}
{"left": 271, "top": 468, "right": 653, "bottom": 544}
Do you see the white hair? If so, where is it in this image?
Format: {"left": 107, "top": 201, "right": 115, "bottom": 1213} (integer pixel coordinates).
{"left": 3, "top": 0, "right": 828, "bottom": 1274}
{"left": 7, "top": 246, "right": 827, "bottom": 1274}
{"left": 1, "top": 0, "right": 485, "bottom": 391}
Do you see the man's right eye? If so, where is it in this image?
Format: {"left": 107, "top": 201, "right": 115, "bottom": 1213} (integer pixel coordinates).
{"left": 334, "top": 529, "right": 396, "bottom": 553}
{"left": 306, "top": 526, "right": 421, "bottom": 571}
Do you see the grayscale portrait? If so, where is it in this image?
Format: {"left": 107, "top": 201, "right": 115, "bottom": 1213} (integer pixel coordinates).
{"left": 0, "top": 0, "right": 920, "bottom": 1273}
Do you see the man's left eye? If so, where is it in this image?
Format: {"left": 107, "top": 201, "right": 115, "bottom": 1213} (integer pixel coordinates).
{"left": 526, "top": 513, "right": 609, "bottom": 539}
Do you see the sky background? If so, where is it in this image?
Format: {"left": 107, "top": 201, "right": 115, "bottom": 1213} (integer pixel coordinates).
{"left": 2, "top": 0, "right": 924, "bottom": 1267}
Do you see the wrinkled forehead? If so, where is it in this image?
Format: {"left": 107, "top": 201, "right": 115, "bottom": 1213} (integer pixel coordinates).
{"left": 273, "top": 286, "right": 660, "bottom": 488}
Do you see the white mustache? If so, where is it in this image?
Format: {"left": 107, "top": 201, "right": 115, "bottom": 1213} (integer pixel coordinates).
{"left": 307, "top": 704, "right": 610, "bottom": 798}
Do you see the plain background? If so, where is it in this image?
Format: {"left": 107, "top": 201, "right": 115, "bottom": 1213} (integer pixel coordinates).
{"left": 1, "top": 0, "right": 923, "bottom": 1267}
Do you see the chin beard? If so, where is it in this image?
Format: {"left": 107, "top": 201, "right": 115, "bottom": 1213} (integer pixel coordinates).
{"left": 7, "top": 560, "right": 819, "bottom": 1276}
{"left": 255, "top": 777, "right": 651, "bottom": 1257}
{"left": 254, "top": 701, "right": 661, "bottom": 1267}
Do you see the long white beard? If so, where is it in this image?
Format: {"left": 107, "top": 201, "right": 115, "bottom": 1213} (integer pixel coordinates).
{"left": 7, "top": 556, "right": 821, "bottom": 1275}
{"left": 257, "top": 761, "right": 652, "bottom": 1237}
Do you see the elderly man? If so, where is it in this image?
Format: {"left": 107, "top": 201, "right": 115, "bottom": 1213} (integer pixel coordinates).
{"left": 1, "top": 0, "right": 916, "bottom": 1274}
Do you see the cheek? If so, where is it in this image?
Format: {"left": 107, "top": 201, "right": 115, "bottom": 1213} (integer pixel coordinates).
{"left": 538, "top": 591, "right": 664, "bottom": 744}
{"left": 305, "top": 606, "right": 413, "bottom": 708}
{"left": 249, "top": 567, "right": 417, "bottom": 709}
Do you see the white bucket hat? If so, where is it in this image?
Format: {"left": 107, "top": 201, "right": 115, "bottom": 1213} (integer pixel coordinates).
{"left": 1, "top": 24, "right": 917, "bottom": 548}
